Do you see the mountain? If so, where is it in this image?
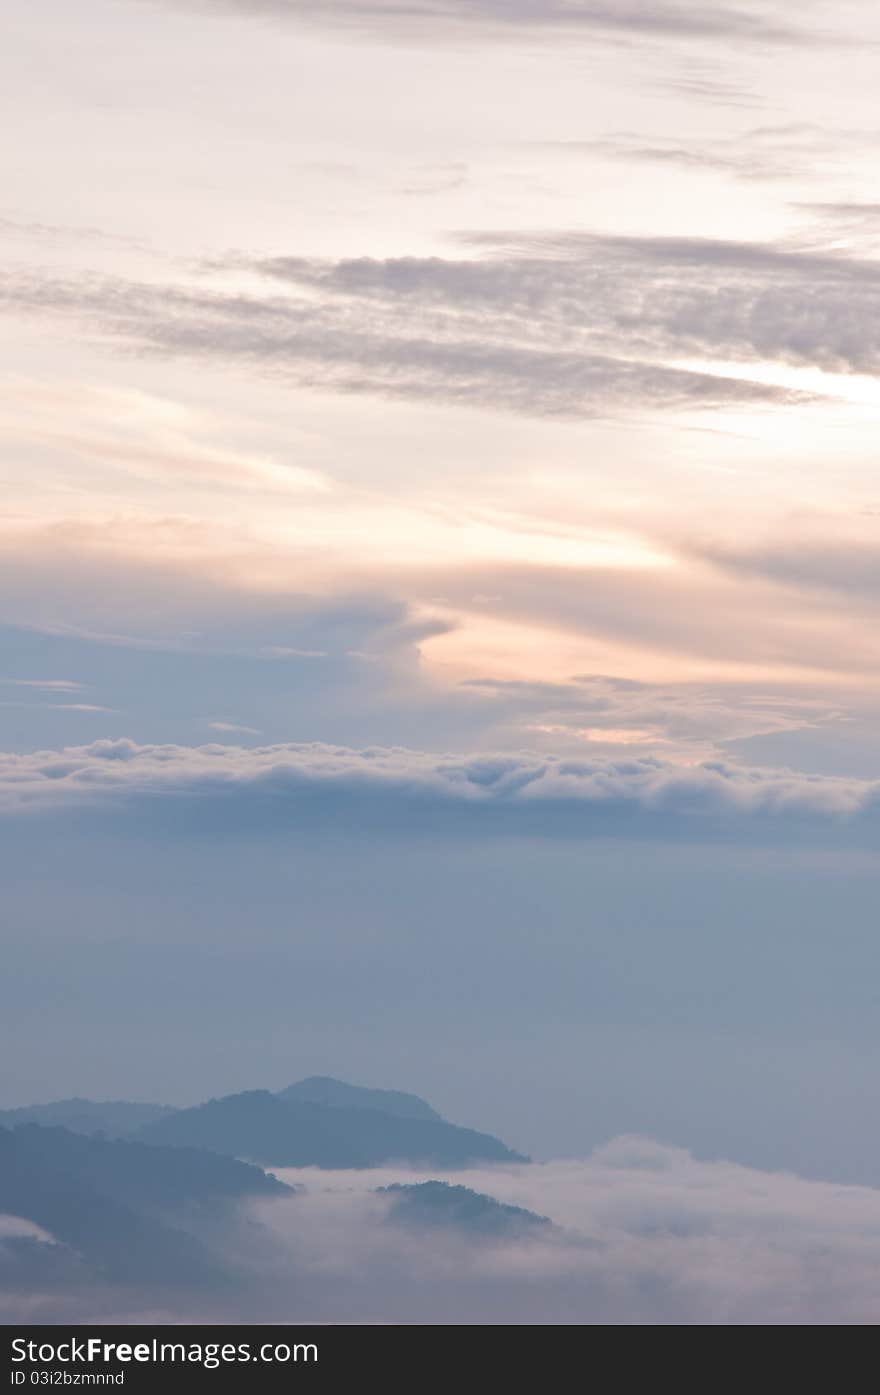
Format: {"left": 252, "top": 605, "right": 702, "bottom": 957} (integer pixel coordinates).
{"left": 0, "top": 1123, "right": 290, "bottom": 1288}
{"left": 0, "top": 1077, "right": 526, "bottom": 1169}
{"left": 277, "top": 1075, "right": 443, "bottom": 1123}
{"left": 378, "top": 1181, "right": 551, "bottom": 1237}
{"left": 137, "top": 1089, "right": 526, "bottom": 1168}
{"left": 0, "top": 1098, "right": 176, "bottom": 1138}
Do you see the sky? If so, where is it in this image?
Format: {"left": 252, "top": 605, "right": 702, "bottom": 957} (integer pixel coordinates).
{"left": 3, "top": 0, "right": 880, "bottom": 1183}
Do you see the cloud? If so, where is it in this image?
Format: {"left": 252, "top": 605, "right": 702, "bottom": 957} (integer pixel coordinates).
{"left": 0, "top": 678, "right": 83, "bottom": 692}
{"left": 0, "top": 1215, "right": 55, "bottom": 1243}
{"left": 154, "top": 0, "right": 821, "bottom": 48}
{"left": 556, "top": 122, "right": 863, "bottom": 183}
{"left": 130, "top": 1144, "right": 880, "bottom": 1322}
{"left": 789, "top": 201, "right": 880, "bottom": 253}
{"left": 257, "top": 232, "right": 880, "bottom": 381}
{"left": 0, "top": 529, "right": 447, "bottom": 669}
{"left": 0, "top": 737, "right": 878, "bottom": 844}
{"left": 10, "top": 224, "right": 880, "bottom": 431}
{"left": 247, "top": 1145, "right": 880, "bottom": 1322}
{"left": 2, "top": 545, "right": 863, "bottom": 764}
{"left": 463, "top": 672, "right": 838, "bottom": 755}
{"left": 12, "top": 1138, "right": 880, "bottom": 1323}
{"left": 701, "top": 540, "right": 880, "bottom": 599}
{"left": 2, "top": 455, "right": 877, "bottom": 760}
{"left": 0, "top": 379, "right": 330, "bottom": 498}
{"left": 0, "top": 579, "right": 460, "bottom": 756}
{"left": 0, "top": 265, "right": 796, "bottom": 421}
{"left": 402, "top": 554, "right": 880, "bottom": 691}
{"left": 208, "top": 721, "right": 262, "bottom": 736}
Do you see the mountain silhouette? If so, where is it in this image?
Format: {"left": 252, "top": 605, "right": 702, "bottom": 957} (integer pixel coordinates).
{"left": 1, "top": 1078, "right": 525, "bottom": 1168}
{"left": 378, "top": 1180, "right": 551, "bottom": 1237}
{"left": 0, "top": 1098, "right": 175, "bottom": 1138}
{"left": 277, "top": 1075, "right": 443, "bottom": 1122}
{"left": 137, "top": 1089, "right": 526, "bottom": 1167}
{"left": 0, "top": 1123, "right": 289, "bottom": 1288}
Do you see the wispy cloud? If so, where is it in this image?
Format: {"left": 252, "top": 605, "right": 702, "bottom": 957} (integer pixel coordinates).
{"left": 0, "top": 678, "right": 83, "bottom": 691}
{"left": 266, "top": 231, "right": 880, "bottom": 378}
{"left": 0, "top": 250, "right": 813, "bottom": 422}
{"left": 697, "top": 539, "right": 880, "bottom": 600}
{"left": 14, "top": 223, "right": 880, "bottom": 430}
{"left": 551, "top": 123, "right": 866, "bottom": 182}
{"left": 154, "top": 0, "right": 827, "bottom": 48}
{"left": 0, "top": 380, "right": 330, "bottom": 497}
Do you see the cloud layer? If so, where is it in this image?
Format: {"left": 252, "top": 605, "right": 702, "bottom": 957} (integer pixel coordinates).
{"left": 2, "top": 737, "right": 878, "bottom": 840}
{"left": 9, "top": 1140, "right": 880, "bottom": 1324}
{"left": 254, "top": 1143, "right": 880, "bottom": 1323}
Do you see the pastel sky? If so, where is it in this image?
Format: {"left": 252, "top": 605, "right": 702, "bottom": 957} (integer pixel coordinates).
{"left": 3, "top": 1, "right": 880, "bottom": 1174}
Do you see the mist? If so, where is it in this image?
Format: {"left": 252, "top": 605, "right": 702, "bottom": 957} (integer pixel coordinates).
{"left": 7, "top": 1141, "right": 880, "bottom": 1325}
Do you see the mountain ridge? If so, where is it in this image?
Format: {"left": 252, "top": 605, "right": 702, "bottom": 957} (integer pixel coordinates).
{"left": 0, "top": 1078, "right": 525, "bottom": 1169}
{"left": 378, "top": 1180, "right": 551, "bottom": 1236}
{"left": 0, "top": 1123, "right": 290, "bottom": 1289}
{"left": 136, "top": 1089, "right": 526, "bottom": 1168}
{"left": 277, "top": 1075, "right": 443, "bottom": 1122}
{"left": 0, "top": 1098, "right": 176, "bottom": 1138}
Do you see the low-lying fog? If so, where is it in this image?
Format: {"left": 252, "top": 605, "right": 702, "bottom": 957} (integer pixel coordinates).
{"left": 7, "top": 1138, "right": 880, "bottom": 1324}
